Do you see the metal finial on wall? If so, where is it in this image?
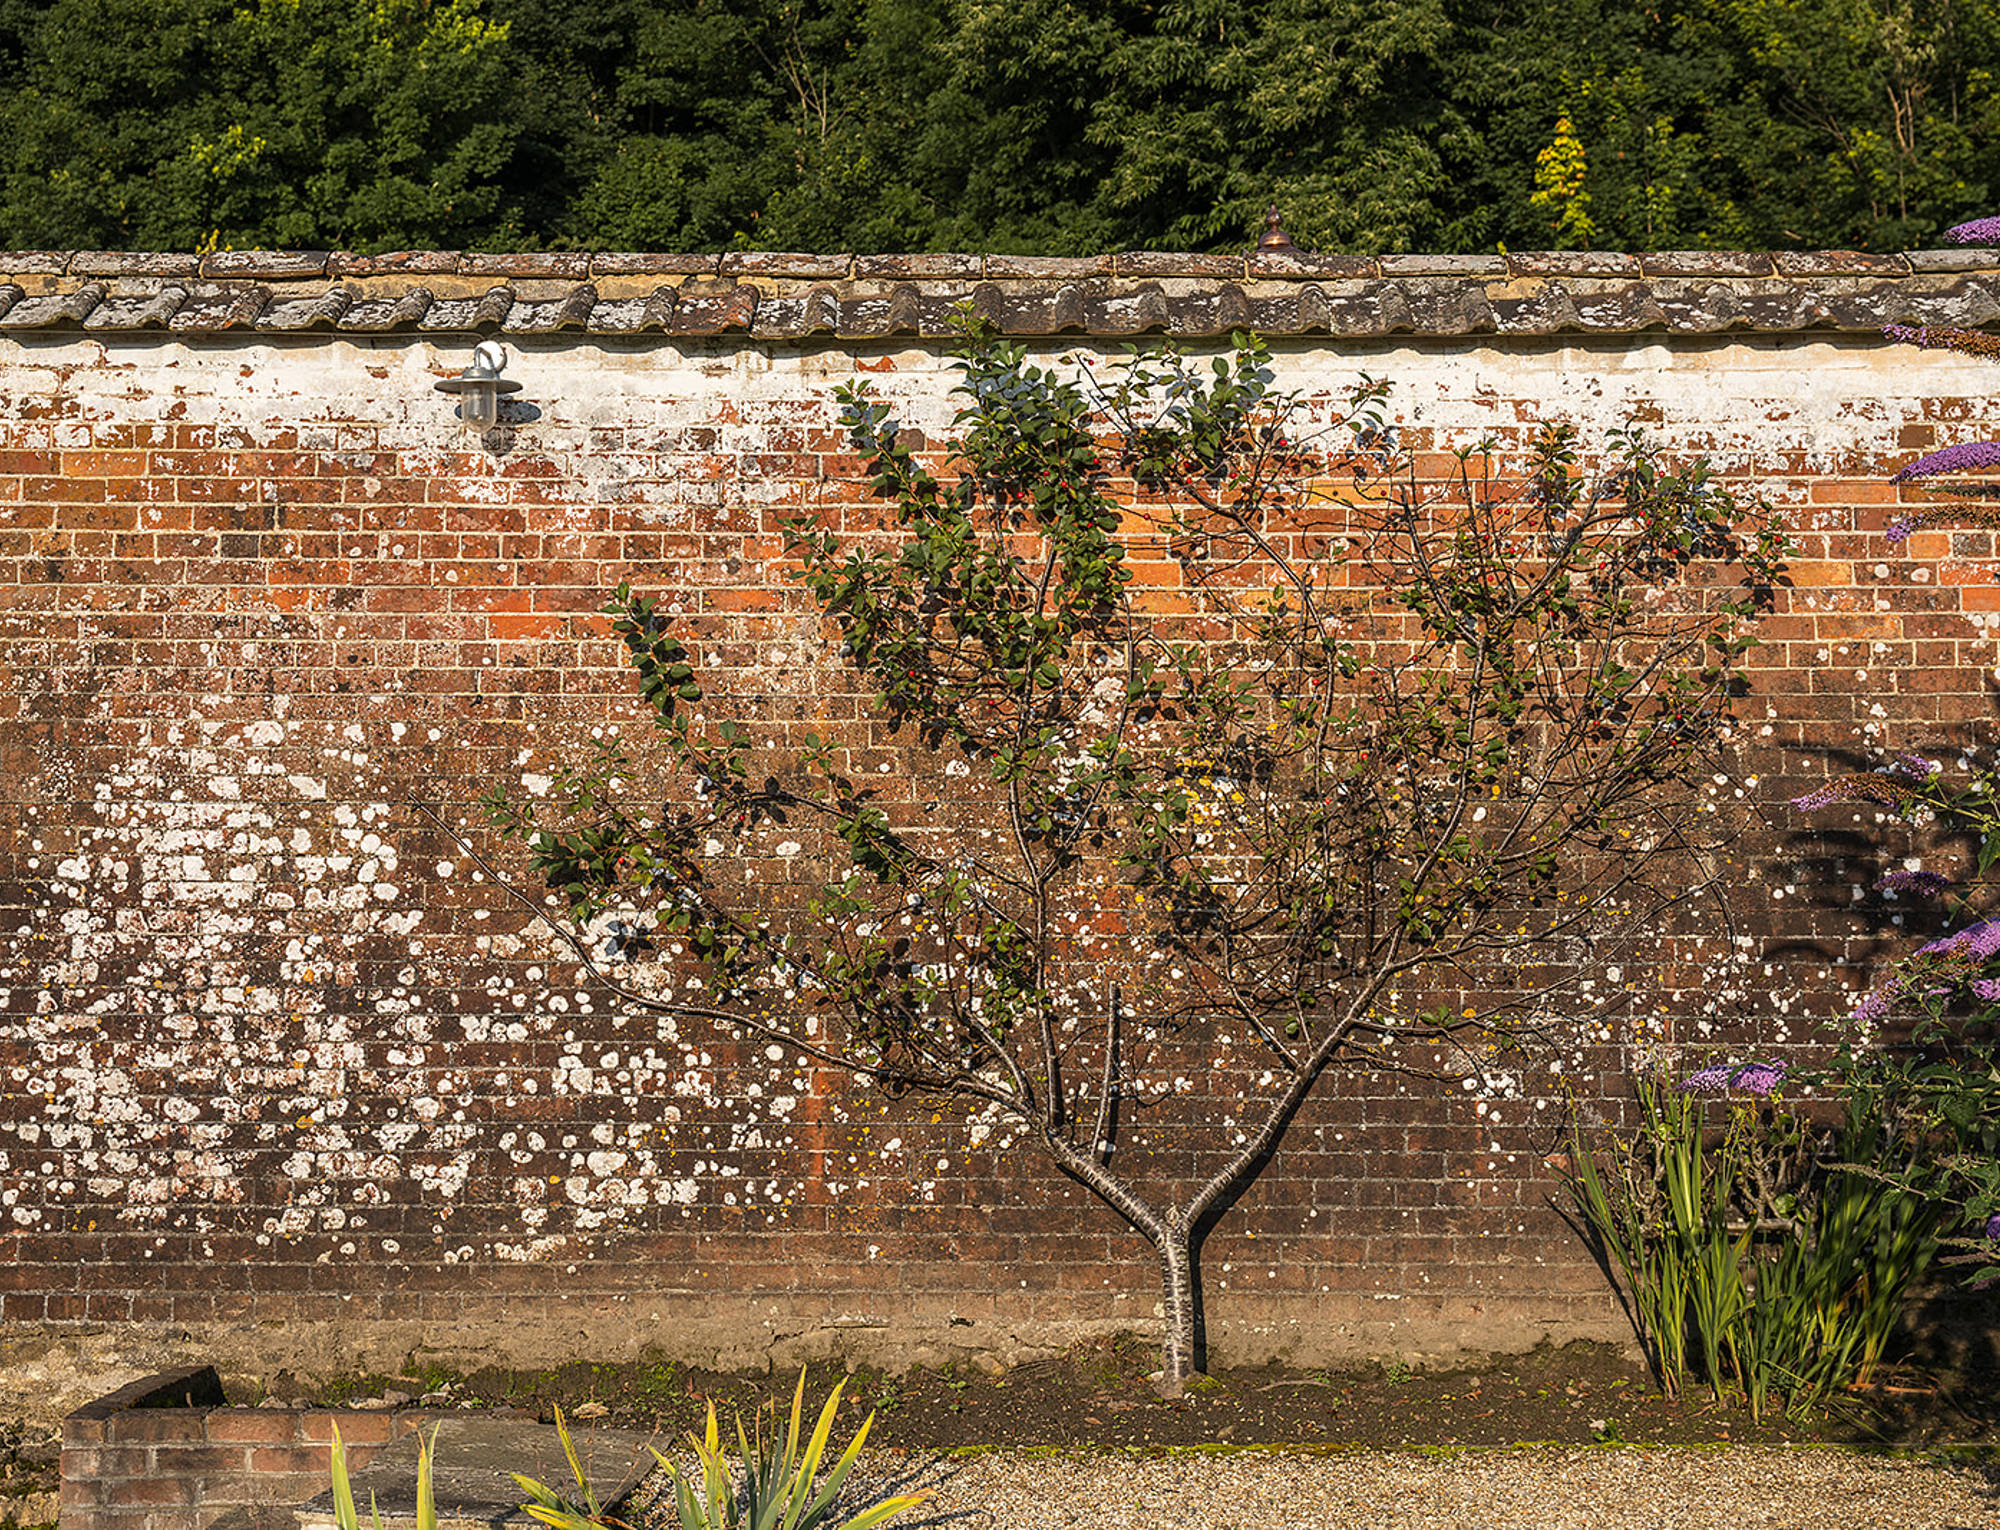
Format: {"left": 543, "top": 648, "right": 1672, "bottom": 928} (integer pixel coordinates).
{"left": 1257, "top": 204, "right": 1295, "bottom": 252}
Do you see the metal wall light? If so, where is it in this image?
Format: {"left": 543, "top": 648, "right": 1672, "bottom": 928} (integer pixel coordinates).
{"left": 434, "top": 340, "right": 521, "bottom": 433}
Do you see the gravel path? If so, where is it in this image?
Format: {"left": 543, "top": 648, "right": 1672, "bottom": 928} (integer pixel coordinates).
{"left": 625, "top": 1446, "right": 2000, "bottom": 1530}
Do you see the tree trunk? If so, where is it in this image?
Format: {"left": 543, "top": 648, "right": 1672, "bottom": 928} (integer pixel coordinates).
{"left": 1156, "top": 1222, "right": 1198, "bottom": 1400}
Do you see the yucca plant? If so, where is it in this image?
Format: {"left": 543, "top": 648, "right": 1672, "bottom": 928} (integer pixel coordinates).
{"left": 330, "top": 1422, "right": 438, "bottom": 1530}
{"left": 659, "top": 1369, "right": 929, "bottom": 1530}
{"left": 514, "top": 1373, "right": 929, "bottom": 1530}
{"left": 514, "top": 1408, "right": 631, "bottom": 1530}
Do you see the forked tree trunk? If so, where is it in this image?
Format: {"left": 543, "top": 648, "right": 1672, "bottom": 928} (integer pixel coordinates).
{"left": 1156, "top": 1222, "right": 1199, "bottom": 1399}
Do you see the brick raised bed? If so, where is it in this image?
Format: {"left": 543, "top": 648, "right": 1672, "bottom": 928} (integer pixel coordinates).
{"left": 60, "top": 1370, "right": 434, "bottom": 1530}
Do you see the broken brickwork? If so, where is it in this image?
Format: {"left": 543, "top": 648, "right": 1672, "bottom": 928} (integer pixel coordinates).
{"left": 1, "top": 248, "right": 1996, "bottom": 1410}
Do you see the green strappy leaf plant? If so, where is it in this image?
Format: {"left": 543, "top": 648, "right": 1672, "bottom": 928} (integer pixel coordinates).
{"left": 329, "top": 1422, "right": 439, "bottom": 1530}
{"left": 654, "top": 1369, "right": 928, "bottom": 1530}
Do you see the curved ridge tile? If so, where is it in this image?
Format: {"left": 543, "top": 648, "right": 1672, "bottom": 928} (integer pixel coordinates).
{"left": 968, "top": 282, "right": 1007, "bottom": 331}
{"left": 1293, "top": 285, "right": 1334, "bottom": 332}
{"left": 418, "top": 296, "right": 481, "bottom": 331}
{"left": 591, "top": 253, "right": 718, "bottom": 277}
{"left": 1, "top": 281, "right": 108, "bottom": 328}
{"left": 1215, "top": 285, "right": 1254, "bottom": 334}
{"left": 459, "top": 252, "right": 588, "bottom": 280}
{"left": 1807, "top": 278, "right": 1914, "bottom": 331}
{"left": 553, "top": 284, "right": 599, "bottom": 331}
{"left": 985, "top": 255, "right": 1112, "bottom": 280}
{"left": 0, "top": 252, "right": 70, "bottom": 276}
{"left": 1117, "top": 252, "right": 1248, "bottom": 279}
{"left": 856, "top": 253, "right": 980, "bottom": 280}
{"left": 498, "top": 297, "right": 566, "bottom": 333}
{"left": 0, "top": 284, "right": 26, "bottom": 322}
{"left": 1490, "top": 281, "right": 1582, "bottom": 333}
{"left": 1381, "top": 254, "right": 1506, "bottom": 279}
{"left": 471, "top": 286, "right": 516, "bottom": 331}
{"left": 1243, "top": 290, "right": 1311, "bottom": 332}
{"left": 339, "top": 287, "right": 434, "bottom": 332}
{"left": 1091, "top": 283, "right": 1171, "bottom": 334}
{"left": 1732, "top": 283, "right": 1824, "bottom": 330}
{"left": 1320, "top": 281, "right": 1413, "bottom": 336}
{"left": 1650, "top": 279, "right": 1750, "bottom": 332}
{"left": 1506, "top": 252, "right": 1642, "bottom": 279}
{"left": 256, "top": 287, "right": 351, "bottom": 332}
{"left": 885, "top": 283, "right": 928, "bottom": 335}
{"left": 1247, "top": 250, "right": 1374, "bottom": 280}
{"left": 671, "top": 285, "right": 757, "bottom": 335}
{"left": 835, "top": 295, "right": 892, "bottom": 337}
{"left": 1879, "top": 274, "right": 2000, "bottom": 329}
{"left": 85, "top": 286, "right": 191, "bottom": 331}
{"left": 1641, "top": 252, "right": 1775, "bottom": 278}
{"left": 1400, "top": 278, "right": 1495, "bottom": 334}
{"left": 330, "top": 251, "right": 458, "bottom": 278}
{"left": 641, "top": 287, "right": 680, "bottom": 332}
{"left": 1774, "top": 250, "right": 1911, "bottom": 277}
{"left": 1569, "top": 280, "right": 1669, "bottom": 332}
{"left": 750, "top": 283, "right": 842, "bottom": 337}
{"left": 168, "top": 283, "right": 269, "bottom": 331}
{"left": 585, "top": 297, "right": 653, "bottom": 334}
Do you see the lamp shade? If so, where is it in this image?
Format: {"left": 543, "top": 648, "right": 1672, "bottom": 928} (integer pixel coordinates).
{"left": 434, "top": 341, "right": 523, "bottom": 433}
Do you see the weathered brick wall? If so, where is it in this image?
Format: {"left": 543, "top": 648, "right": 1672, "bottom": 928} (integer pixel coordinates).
{"left": 60, "top": 1367, "right": 425, "bottom": 1530}
{"left": 2, "top": 252, "right": 1996, "bottom": 1416}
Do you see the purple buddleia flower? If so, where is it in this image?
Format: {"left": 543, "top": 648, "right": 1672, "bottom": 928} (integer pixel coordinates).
{"left": 1789, "top": 774, "right": 1917, "bottom": 812}
{"left": 1728, "top": 1062, "right": 1787, "bottom": 1096}
{"left": 1972, "top": 977, "right": 2000, "bottom": 1001}
{"left": 1679, "top": 1063, "right": 1735, "bottom": 1094}
{"left": 1986, "top": 1213, "right": 2000, "bottom": 1240}
{"left": 1885, "top": 515, "right": 1921, "bottom": 544}
{"left": 1918, "top": 918, "right": 2000, "bottom": 961}
{"left": 1876, "top": 868, "right": 1953, "bottom": 897}
{"left": 1881, "top": 323, "right": 2000, "bottom": 360}
{"left": 1852, "top": 984, "right": 1897, "bottom": 1024}
{"left": 1893, "top": 440, "right": 2000, "bottom": 482}
{"left": 1894, "top": 753, "right": 1940, "bottom": 779}
{"left": 1678, "top": 1061, "right": 1786, "bottom": 1096}
{"left": 1946, "top": 216, "right": 2000, "bottom": 245}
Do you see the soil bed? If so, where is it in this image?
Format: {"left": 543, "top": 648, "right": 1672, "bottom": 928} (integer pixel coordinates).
{"left": 283, "top": 1334, "right": 2000, "bottom": 1454}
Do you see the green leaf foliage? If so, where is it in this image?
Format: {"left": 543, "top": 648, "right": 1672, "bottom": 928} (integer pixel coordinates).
{"left": 4, "top": 0, "right": 1997, "bottom": 251}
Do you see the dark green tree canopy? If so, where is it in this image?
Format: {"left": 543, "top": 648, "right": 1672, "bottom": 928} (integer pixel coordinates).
{"left": 4, "top": 0, "right": 1993, "bottom": 255}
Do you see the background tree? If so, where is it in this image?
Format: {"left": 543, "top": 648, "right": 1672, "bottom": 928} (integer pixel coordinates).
{"left": 2, "top": 0, "right": 1999, "bottom": 251}
{"left": 0, "top": 0, "right": 527, "bottom": 251}
{"left": 459, "top": 329, "right": 1786, "bottom": 1395}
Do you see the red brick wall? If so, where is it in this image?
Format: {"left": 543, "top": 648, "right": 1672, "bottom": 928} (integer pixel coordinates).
{"left": 60, "top": 1368, "right": 425, "bottom": 1530}
{"left": 0, "top": 321, "right": 1990, "bottom": 1394}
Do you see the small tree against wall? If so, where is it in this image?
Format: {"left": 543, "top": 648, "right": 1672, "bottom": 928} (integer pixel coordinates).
{"left": 457, "top": 327, "right": 1786, "bottom": 1396}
